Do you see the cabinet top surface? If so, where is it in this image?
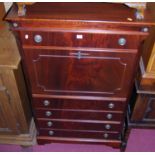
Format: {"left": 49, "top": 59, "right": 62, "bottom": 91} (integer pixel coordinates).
{"left": 5, "top": 2, "right": 155, "bottom": 26}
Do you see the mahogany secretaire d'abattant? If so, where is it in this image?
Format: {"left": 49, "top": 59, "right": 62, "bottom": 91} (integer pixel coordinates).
{"left": 5, "top": 2, "right": 155, "bottom": 150}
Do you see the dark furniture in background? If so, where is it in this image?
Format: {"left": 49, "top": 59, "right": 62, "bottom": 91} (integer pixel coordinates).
{"left": 0, "top": 2, "right": 36, "bottom": 146}
{"left": 129, "top": 3, "right": 155, "bottom": 129}
{"left": 5, "top": 2, "right": 155, "bottom": 150}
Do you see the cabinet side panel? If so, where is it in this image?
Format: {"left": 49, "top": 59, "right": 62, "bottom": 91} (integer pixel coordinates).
{"left": 13, "top": 64, "right": 32, "bottom": 132}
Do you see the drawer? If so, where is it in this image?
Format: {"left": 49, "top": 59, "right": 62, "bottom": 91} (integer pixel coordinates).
{"left": 33, "top": 97, "right": 126, "bottom": 111}
{"left": 35, "top": 108, "right": 123, "bottom": 121}
{"left": 20, "top": 31, "right": 142, "bottom": 49}
{"left": 36, "top": 119, "right": 122, "bottom": 132}
{"left": 39, "top": 128, "right": 120, "bottom": 140}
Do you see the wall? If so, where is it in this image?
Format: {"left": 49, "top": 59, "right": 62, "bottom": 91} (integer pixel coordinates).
{"left": 4, "top": 2, "right": 13, "bottom": 12}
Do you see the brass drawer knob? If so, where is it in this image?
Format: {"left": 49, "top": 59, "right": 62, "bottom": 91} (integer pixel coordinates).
{"left": 47, "top": 121, "right": 53, "bottom": 127}
{"left": 103, "top": 133, "right": 109, "bottom": 139}
{"left": 141, "top": 27, "right": 149, "bottom": 32}
{"left": 34, "top": 34, "right": 42, "bottom": 43}
{"left": 106, "top": 113, "right": 113, "bottom": 119}
{"left": 48, "top": 130, "right": 54, "bottom": 136}
{"left": 108, "top": 103, "right": 115, "bottom": 109}
{"left": 118, "top": 38, "right": 126, "bottom": 46}
{"left": 105, "top": 124, "right": 111, "bottom": 130}
{"left": 43, "top": 100, "right": 50, "bottom": 106}
{"left": 25, "top": 34, "right": 29, "bottom": 40}
{"left": 13, "top": 22, "right": 18, "bottom": 28}
{"left": 45, "top": 111, "right": 52, "bottom": 117}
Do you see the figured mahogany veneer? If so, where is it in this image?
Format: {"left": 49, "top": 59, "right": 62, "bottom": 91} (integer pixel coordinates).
{"left": 36, "top": 119, "right": 122, "bottom": 132}
{"left": 39, "top": 128, "right": 120, "bottom": 140}
{"left": 35, "top": 108, "right": 123, "bottom": 121}
{"left": 33, "top": 97, "right": 126, "bottom": 111}
{"left": 20, "top": 31, "right": 146, "bottom": 49}
{"left": 5, "top": 2, "right": 155, "bottom": 150}
{"left": 37, "top": 137, "right": 121, "bottom": 148}
{"left": 22, "top": 49, "right": 138, "bottom": 98}
{"left": 16, "top": 2, "right": 147, "bottom": 20}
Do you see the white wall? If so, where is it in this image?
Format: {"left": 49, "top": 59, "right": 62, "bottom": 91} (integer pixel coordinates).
{"left": 4, "top": 2, "right": 13, "bottom": 12}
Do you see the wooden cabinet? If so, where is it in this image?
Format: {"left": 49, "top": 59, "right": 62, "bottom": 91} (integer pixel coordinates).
{"left": 0, "top": 73, "right": 19, "bottom": 135}
{"left": 5, "top": 2, "right": 155, "bottom": 149}
{"left": 0, "top": 3, "right": 36, "bottom": 145}
{"left": 0, "top": 28, "right": 36, "bottom": 145}
{"left": 0, "top": 2, "right": 5, "bottom": 28}
{"left": 129, "top": 3, "right": 155, "bottom": 129}
{"left": 130, "top": 94, "right": 155, "bottom": 125}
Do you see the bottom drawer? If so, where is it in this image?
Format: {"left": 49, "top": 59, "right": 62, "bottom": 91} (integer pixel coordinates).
{"left": 39, "top": 128, "right": 120, "bottom": 140}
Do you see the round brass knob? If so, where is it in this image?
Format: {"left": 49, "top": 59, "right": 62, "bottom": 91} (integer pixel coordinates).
{"left": 13, "top": 22, "right": 18, "bottom": 28}
{"left": 48, "top": 130, "right": 54, "bottom": 136}
{"left": 47, "top": 121, "right": 53, "bottom": 127}
{"left": 45, "top": 111, "right": 52, "bottom": 117}
{"left": 141, "top": 27, "right": 149, "bottom": 32}
{"left": 43, "top": 100, "right": 50, "bottom": 106}
{"left": 118, "top": 38, "right": 126, "bottom": 46}
{"left": 105, "top": 124, "right": 111, "bottom": 130}
{"left": 34, "top": 34, "right": 42, "bottom": 43}
{"left": 106, "top": 113, "right": 113, "bottom": 120}
{"left": 25, "top": 34, "right": 29, "bottom": 40}
{"left": 103, "top": 133, "right": 109, "bottom": 139}
{"left": 108, "top": 103, "right": 114, "bottom": 109}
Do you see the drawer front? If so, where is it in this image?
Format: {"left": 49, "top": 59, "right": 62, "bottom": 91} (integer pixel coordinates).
{"left": 39, "top": 128, "right": 120, "bottom": 140}
{"left": 20, "top": 31, "right": 142, "bottom": 49}
{"left": 37, "top": 119, "right": 122, "bottom": 132}
{"left": 35, "top": 108, "right": 123, "bottom": 121}
{"left": 24, "top": 49, "right": 137, "bottom": 97}
{"left": 33, "top": 98, "right": 126, "bottom": 111}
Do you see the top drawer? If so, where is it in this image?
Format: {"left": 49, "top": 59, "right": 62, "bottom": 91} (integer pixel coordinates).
{"left": 20, "top": 31, "right": 144, "bottom": 49}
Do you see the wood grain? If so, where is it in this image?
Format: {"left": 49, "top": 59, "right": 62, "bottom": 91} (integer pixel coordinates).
{"left": 36, "top": 119, "right": 122, "bottom": 132}
{"left": 39, "top": 128, "right": 120, "bottom": 140}
{"left": 5, "top": 2, "right": 155, "bottom": 149}
{"left": 35, "top": 108, "right": 123, "bottom": 121}
{"left": 0, "top": 3, "right": 5, "bottom": 28}
{"left": 0, "top": 26, "right": 20, "bottom": 69}
{"left": 0, "top": 16, "right": 36, "bottom": 145}
{"left": 19, "top": 31, "right": 147, "bottom": 49}
{"left": 5, "top": 3, "right": 155, "bottom": 26}
{"left": 33, "top": 97, "right": 126, "bottom": 111}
